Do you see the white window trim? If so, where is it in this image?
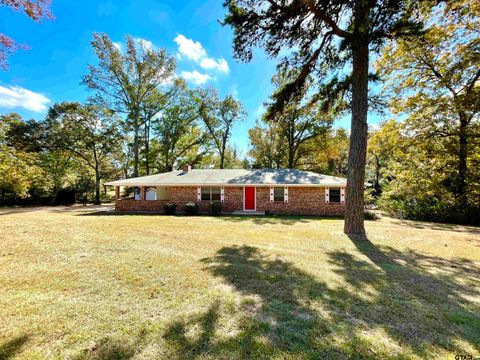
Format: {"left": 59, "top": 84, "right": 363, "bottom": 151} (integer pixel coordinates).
{"left": 328, "top": 188, "right": 341, "bottom": 203}
{"left": 325, "top": 187, "right": 329, "bottom": 203}
{"left": 341, "top": 187, "right": 345, "bottom": 204}
{"left": 269, "top": 187, "right": 274, "bottom": 203}
{"left": 284, "top": 187, "right": 288, "bottom": 203}
{"left": 197, "top": 187, "right": 201, "bottom": 201}
{"left": 220, "top": 187, "right": 224, "bottom": 203}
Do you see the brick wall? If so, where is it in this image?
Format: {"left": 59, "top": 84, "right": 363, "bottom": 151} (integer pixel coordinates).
{"left": 115, "top": 185, "right": 344, "bottom": 216}
{"left": 115, "top": 199, "right": 171, "bottom": 212}
{"left": 256, "top": 187, "right": 344, "bottom": 216}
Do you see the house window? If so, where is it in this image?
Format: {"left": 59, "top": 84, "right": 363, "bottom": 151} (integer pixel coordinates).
{"left": 201, "top": 187, "right": 221, "bottom": 201}
{"left": 273, "top": 187, "right": 284, "bottom": 202}
{"left": 133, "top": 187, "right": 141, "bottom": 201}
{"left": 211, "top": 187, "right": 221, "bottom": 201}
{"left": 329, "top": 188, "right": 341, "bottom": 203}
{"left": 145, "top": 187, "right": 157, "bottom": 201}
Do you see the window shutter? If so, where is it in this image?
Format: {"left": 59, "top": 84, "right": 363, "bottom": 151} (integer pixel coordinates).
{"left": 325, "top": 187, "right": 330, "bottom": 203}
{"left": 284, "top": 187, "right": 288, "bottom": 203}
{"left": 341, "top": 187, "right": 345, "bottom": 204}
{"left": 269, "top": 187, "right": 274, "bottom": 202}
{"left": 220, "top": 187, "right": 225, "bottom": 202}
{"left": 197, "top": 187, "right": 201, "bottom": 201}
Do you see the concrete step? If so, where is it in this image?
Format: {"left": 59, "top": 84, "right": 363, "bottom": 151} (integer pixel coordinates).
{"left": 232, "top": 210, "right": 266, "bottom": 216}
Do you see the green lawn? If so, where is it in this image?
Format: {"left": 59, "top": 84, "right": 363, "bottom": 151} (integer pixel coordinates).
{"left": 0, "top": 206, "right": 479, "bottom": 359}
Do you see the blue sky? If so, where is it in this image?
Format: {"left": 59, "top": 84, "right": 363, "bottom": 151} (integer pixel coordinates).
{"left": 0, "top": 0, "right": 378, "bottom": 154}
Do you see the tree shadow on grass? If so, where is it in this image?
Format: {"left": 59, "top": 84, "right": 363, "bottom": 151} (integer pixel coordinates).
{"left": 164, "top": 246, "right": 348, "bottom": 359}
{"left": 72, "top": 335, "right": 147, "bottom": 360}
{"left": 389, "top": 219, "right": 480, "bottom": 235}
{"left": 331, "top": 235, "right": 480, "bottom": 355}
{"left": 162, "top": 241, "right": 480, "bottom": 359}
{"left": 0, "top": 335, "right": 29, "bottom": 359}
{"left": 70, "top": 237, "right": 479, "bottom": 359}
{"left": 216, "top": 214, "right": 342, "bottom": 226}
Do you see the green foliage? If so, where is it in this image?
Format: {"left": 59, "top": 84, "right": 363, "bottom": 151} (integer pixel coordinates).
{"left": 83, "top": 33, "right": 177, "bottom": 177}
{"left": 75, "top": 173, "right": 95, "bottom": 206}
{"left": 0, "top": 114, "right": 45, "bottom": 202}
{"left": 45, "top": 102, "right": 122, "bottom": 204}
{"left": 152, "top": 88, "right": 209, "bottom": 172}
{"left": 379, "top": 196, "right": 480, "bottom": 226}
{"left": 0, "top": 145, "right": 43, "bottom": 200}
{"left": 370, "top": 119, "right": 480, "bottom": 225}
{"left": 249, "top": 120, "right": 348, "bottom": 177}
{"left": 184, "top": 202, "right": 199, "bottom": 216}
{"left": 376, "top": 0, "right": 480, "bottom": 208}
{"left": 371, "top": 1, "right": 480, "bottom": 224}
{"left": 209, "top": 201, "right": 222, "bottom": 216}
{"left": 255, "top": 69, "right": 334, "bottom": 169}
{"left": 196, "top": 88, "right": 246, "bottom": 169}
{"left": 163, "top": 203, "right": 177, "bottom": 215}
{"left": 222, "top": 0, "right": 425, "bottom": 119}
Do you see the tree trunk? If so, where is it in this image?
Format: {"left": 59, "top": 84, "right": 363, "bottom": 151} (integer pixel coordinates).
{"left": 220, "top": 139, "right": 226, "bottom": 169}
{"left": 219, "top": 153, "right": 225, "bottom": 169}
{"left": 288, "top": 148, "right": 294, "bottom": 168}
{"left": 374, "top": 155, "right": 381, "bottom": 196}
{"left": 457, "top": 113, "right": 468, "bottom": 207}
{"left": 94, "top": 170, "right": 101, "bottom": 205}
{"left": 144, "top": 116, "right": 151, "bottom": 175}
{"left": 344, "top": 1, "right": 370, "bottom": 235}
{"left": 132, "top": 111, "right": 140, "bottom": 178}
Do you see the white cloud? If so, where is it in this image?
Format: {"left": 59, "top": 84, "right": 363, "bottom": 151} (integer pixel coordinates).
{"left": 135, "top": 37, "right": 153, "bottom": 50}
{"left": 179, "top": 70, "right": 213, "bottom": 85}
{"left": 174, "top": 34, "right": 229, "bottom": 75}
{"left": 112, "top": 41, "right": 122, "bottom": 51}
{"left": 174, "top": 34, "right": 206, "bottom": 62}
{"left": 200, "top": 58, "right": 229, "bottom": 74}
{"left": 0, "top": 85, "right": 50, "bottom": 112}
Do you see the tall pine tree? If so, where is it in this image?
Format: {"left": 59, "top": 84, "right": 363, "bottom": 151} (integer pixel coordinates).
{"left": 223, "top": 0, "right": 426, "bottom": 235}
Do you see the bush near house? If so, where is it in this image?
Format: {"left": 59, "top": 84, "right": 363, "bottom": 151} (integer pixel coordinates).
{"left": 184, "top": 202, "right": 199, "bottom": 215}
{"left": 209, "top": 201, "right": 222, "bottom": 216}
{"left": 163, "top": 203, "right": 177, "bottom": 215}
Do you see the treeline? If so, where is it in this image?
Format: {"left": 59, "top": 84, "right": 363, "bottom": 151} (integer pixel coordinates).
{"left": 0, "top": 33, "right": 245, "bottom": 205}
{"left": 367, "top": 3, "right": 480, "bottom": 225}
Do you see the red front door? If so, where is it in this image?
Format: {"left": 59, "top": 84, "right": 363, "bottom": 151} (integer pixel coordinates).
{"left": 244, "top": 187, "right": 255, "bottom": 210}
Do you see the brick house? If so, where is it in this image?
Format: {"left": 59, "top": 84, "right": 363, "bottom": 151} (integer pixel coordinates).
{"left": 105, "top": 166, "right": 347, "bottom": 216}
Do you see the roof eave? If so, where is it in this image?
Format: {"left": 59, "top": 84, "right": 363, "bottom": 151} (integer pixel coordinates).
{"left": 104, "top": 182, "right": 347, "bottom": 187}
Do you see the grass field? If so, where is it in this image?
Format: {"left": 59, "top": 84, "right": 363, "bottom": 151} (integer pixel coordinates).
{"left": 0, "top": 206, "right": 479, "bottom": 359}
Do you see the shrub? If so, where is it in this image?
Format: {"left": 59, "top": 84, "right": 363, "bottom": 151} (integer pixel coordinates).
{"left": 379, "top": 195, "right": 480, "bottom": 225}
{"left": 184, "top": 202, "right": 199, "bottom": 215}
{"left": 209, "top": 201, "right": 222, "bottom": 216}
{"left": 163, "top": 203, "right": 177, "bottom": 215}
{"left": 364, "top": 211, "right": 378, "bottom": 220}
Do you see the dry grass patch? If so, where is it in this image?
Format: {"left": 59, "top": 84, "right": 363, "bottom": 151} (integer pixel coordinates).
{"left": 0, "top": 206, "right": 479, "bottom": 359}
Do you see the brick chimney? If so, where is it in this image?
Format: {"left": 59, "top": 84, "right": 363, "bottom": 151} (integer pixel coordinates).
{"left": 182, "top": 164, "right": 192, "bottom": 173}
